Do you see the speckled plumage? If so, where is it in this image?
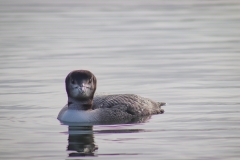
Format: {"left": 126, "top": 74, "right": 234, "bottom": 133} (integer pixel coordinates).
{"left": 93, "top": 94, "right": 164, "bottom": 116}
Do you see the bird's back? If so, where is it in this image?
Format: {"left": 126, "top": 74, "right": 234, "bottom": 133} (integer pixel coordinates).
{"left": 93, "top": 94, "right": 164, "bottom": 116}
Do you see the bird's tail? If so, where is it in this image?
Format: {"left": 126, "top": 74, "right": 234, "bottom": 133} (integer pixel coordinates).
{"left": 157, "top": 102, "right": 166, "bottom": 114}
{"left": 158, "top": 102, "right": 166, "bottom": 107}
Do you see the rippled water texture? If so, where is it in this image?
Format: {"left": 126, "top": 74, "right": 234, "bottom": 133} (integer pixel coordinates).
{"left": 0, "top": 0, "right": 240, "bottom": 159}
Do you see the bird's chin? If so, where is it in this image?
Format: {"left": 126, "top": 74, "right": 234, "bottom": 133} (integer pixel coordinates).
{"left": 76, "top": 92, "right": 93, "bottom": 100}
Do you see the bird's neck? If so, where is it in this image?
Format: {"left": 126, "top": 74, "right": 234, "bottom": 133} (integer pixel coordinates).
{"left": 67, "top": 97, "right": 93, "bottom": 110}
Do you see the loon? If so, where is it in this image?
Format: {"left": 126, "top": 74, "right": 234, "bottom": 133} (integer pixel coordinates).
{"left": 57, "top": 70, "right": 165, "bottom": 123}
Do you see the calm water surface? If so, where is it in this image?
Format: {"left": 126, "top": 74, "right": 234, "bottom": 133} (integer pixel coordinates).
{"left": 0, "top": 0, "right": 240, "bottom": 159}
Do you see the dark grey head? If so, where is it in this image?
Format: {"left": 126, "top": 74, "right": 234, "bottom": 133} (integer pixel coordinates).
{"left": 65, "top": 70, "right": 97, "bottom": 101}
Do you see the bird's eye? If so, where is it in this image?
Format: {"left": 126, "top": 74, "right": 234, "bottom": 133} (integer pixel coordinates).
{"left": 71, "top": 79, "right": 75, "bottom": 84}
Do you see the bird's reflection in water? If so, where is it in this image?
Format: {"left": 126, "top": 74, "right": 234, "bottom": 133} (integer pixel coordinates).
{"left": 65, "top": 115, "right": 151, "bottom": 157}
{"left": 67, "top": 126, "right": 97, "bottom": 157}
